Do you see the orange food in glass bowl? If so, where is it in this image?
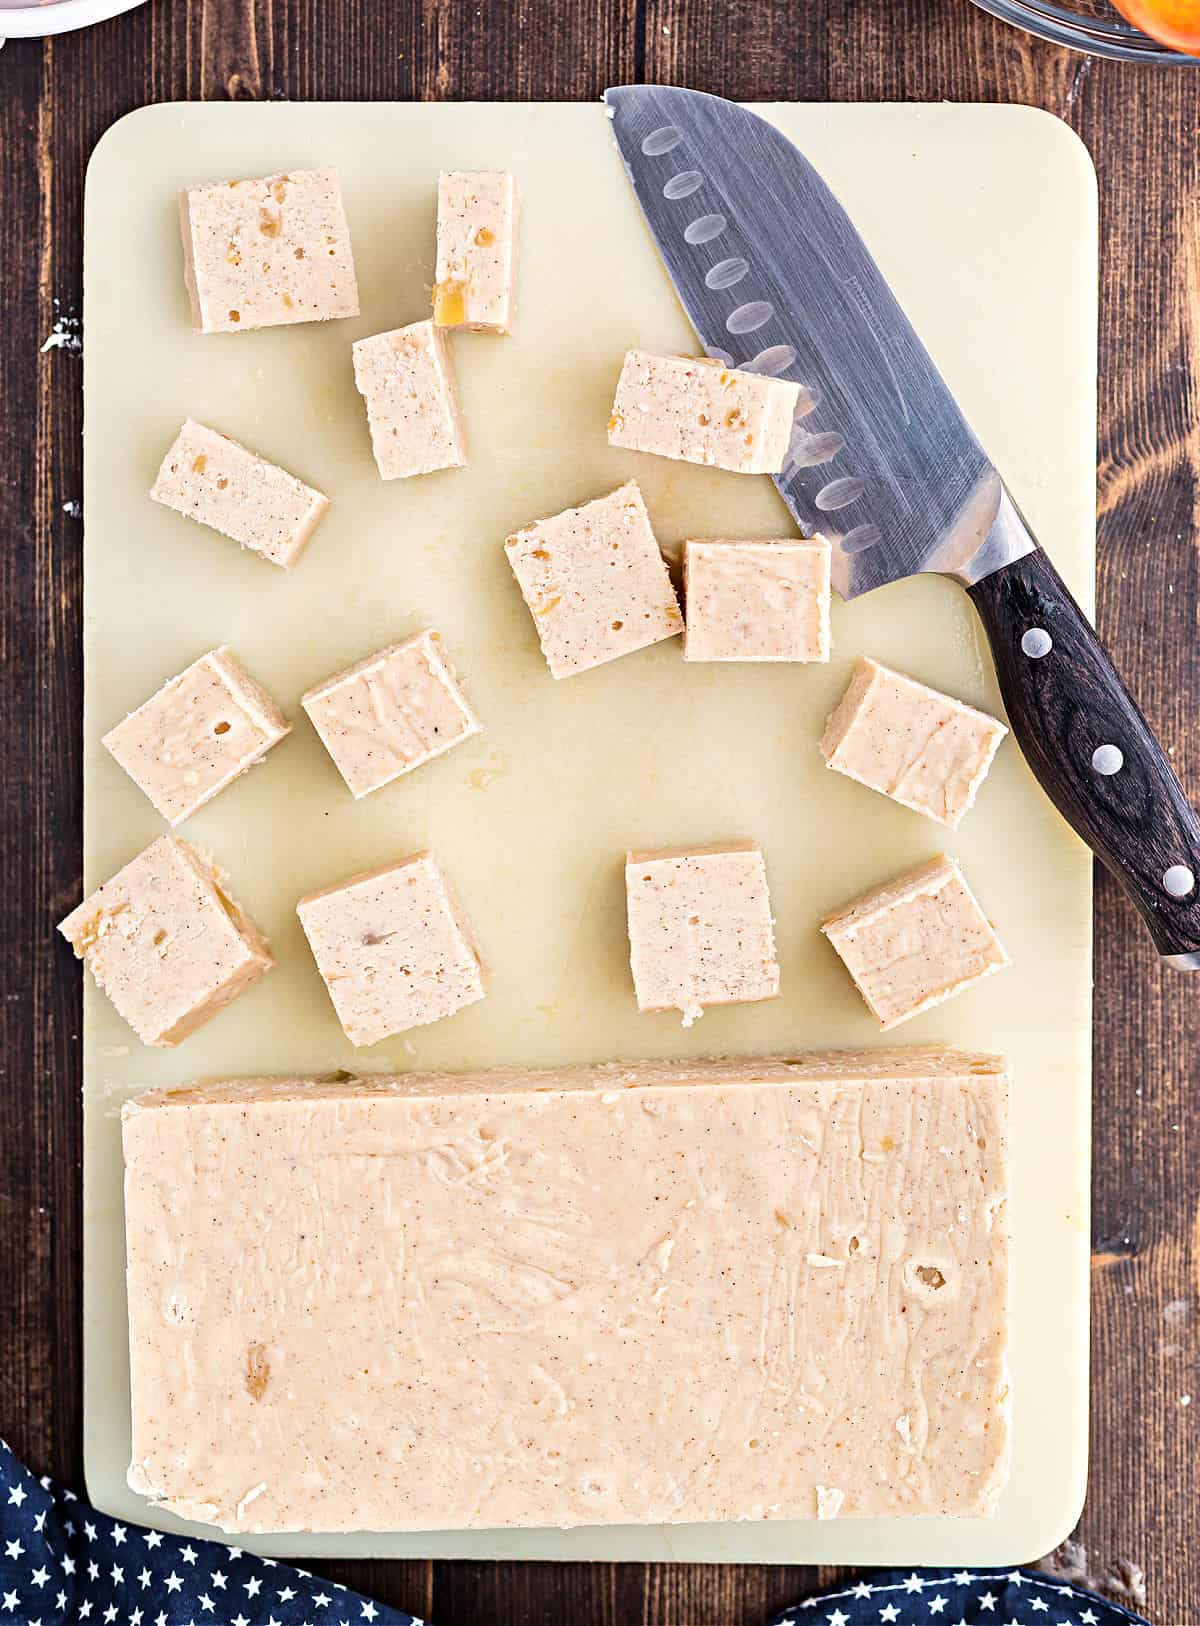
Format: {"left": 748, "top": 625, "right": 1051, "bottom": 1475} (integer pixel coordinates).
{"left": 1111, "top": 0, "right": 1200, "bottom": 53}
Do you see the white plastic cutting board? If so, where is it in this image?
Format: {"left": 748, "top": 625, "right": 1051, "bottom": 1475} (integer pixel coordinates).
{"left": 81, "top": 101, "right": 1097, "bottom": 1565}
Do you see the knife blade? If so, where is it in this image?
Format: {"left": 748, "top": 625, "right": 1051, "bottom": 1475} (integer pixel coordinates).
{"left": 604, "top": 83, "right": 1200, "bottom": 967}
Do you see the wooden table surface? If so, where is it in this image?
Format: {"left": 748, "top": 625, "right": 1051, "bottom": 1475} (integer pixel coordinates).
{"left": 1, "top": 2, "right": 1196, "bottom": 1621}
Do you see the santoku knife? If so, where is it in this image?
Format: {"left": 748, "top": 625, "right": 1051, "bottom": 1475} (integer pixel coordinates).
{"left": 604, "top": 83, "right": 1200, "bottom": 969}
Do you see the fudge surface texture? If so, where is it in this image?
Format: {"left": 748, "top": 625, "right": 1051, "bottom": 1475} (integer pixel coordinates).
{"left": 302, "top": 630, "right": 481, "bottom": 799}
{"left": 296, "top": 851, "right": 486, "bottom": 1045}
{"left": 504, "top": 481, "right": 682, "bottom": 678}
{"left": 179, "top": 166, "right": 359, "bottom": 335}
{"left": 822, "top": 854, "right": 1010, "bottom": 1030}
{"left": 103, "top": 646, "right": 290, "bottom": 826}
{"left": 59, "top": 836, "right": 273, "bottom": 1047}
{"left": 352, "top": 320, "right": 467, "bottom": 480}
{"left": 626, "top": 843, "right": 780, "bottom": 1024}
{"left": 150, "top": 419, "right": 330, "bottom": 570}
{"left": 434, "top": 170, "right": 519, "bottom": 334}
{"left": 821, "top": 657, "right": 1008, "bottom": 829}
{"left": 122, "top": 1048, "right": 1010, "bottom": 1533}
{"left": 683, "top": 538, "right": 832, "bottom": 662}
{"left": 608, "top": 350, "right": 800, "bottom": 475}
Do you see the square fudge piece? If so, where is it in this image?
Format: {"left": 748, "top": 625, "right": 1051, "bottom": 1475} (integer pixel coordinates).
{"left": 433, "top": 170, "right": 519, "bottom": 334}
{"left": 683, "top": 538, "right": 832, "bottom": 662}
{"left": 352, "top": 320, "right": 467, "bottom": 480}
{"left": 180, "top": 166, "right": 359, "bottom": 335}
{"left": 821, "top": 657, "right": 1008, "bottom": 829}
{"left": 625, "top": 843, "right": 780, "bottom": 1026}
{"left": 297, "top": 851, "right": 486, "bottom": 1046}
{"left": 150, "top": 419, "right": 330, "bottom": 569}
{"left": 821, "top": 854, "right": 1010, "bottom": 1030}
{"left": 103, "top": 646, "right": 290, "bottom": 826}
{"left": 608, "top": 350, "right": 800, "bottom": 475}
{"left": 58, "top": 835, "right": 274, "bottom": 1047}
{"left": 302, "top": 629, "right": 481, "bottom": 799}
{"left": 505, "top": 481, "right": 682, "bottom": 678}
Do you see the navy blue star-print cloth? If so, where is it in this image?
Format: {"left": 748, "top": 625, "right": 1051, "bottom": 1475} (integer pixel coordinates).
{"left": 0, "top": 1440, "right": 1151, "bottom": 1626}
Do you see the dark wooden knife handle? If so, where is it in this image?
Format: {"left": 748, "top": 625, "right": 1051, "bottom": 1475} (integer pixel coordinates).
{"left": 968, "top": 548, "right": 1200, "bottom": 963}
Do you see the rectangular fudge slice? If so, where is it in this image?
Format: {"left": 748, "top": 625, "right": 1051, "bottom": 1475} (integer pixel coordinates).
{"left": 683, "top": 538, "right": 832, "bottom": 662}
{"left": 59, "top": 836, "right": 274, "bottom": 1047}
{"left": 302, "top": 630, "right": 481, "bottom": 799}
{"left": 103, "top": 647, "right": 290, "bottom": 826}
{"left": 504, "top": 481, "right": 682, "bottom": 678}
{"left": 123, "top": 1048, "right": 1009, "bottom": 1534}
{"left": 626, "top": 843, "right": 779, "bottom": 1024}
{"left": 150, "top": 420, "right": 330, "bottom": 569}
{"left": 821, "top": 657, "right": 1008, "bottom": 829}
{"left": 180, "top": 166, "right": 359, "bottom": 334}
{"left": 608, "top": 350, "right": 800, "bottom": 474}
{"left": 434, "top": 170, "right": 519, "bottom": 334}
{"left": 297, "top": 851, "right": 486, "bottom": 1045}
{"left": 822, "top": 854, "right": 1011, "bottom": 1030}
{"left": 352, "top": 320, "right": 467, "bottom": 479}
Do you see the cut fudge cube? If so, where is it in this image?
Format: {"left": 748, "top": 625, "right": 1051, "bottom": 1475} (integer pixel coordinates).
{"left": 179, "top": 166, "right": 359, "bottom": 335}
{"left": 433, "top": 170, "right": 519, "bottom": 334}
{"left": 821, "top": 854, "right": 1010, "bottom": 1030}
{"left": 608, "top": 350, "right": 800, "bottom": 475}
{"left": 504, "top": 481, "right": 682, "bottom": 678}
{"left": 625, "top": 842, "right": 780, "bottom": 1026}
{"left": 122, "top": 1049, "right": 1009, "bottom": 1533}
{"left": 821, "top": 657, "right": 1008, "bottom": 829}
{"left": 302, "top": 629, "right": 481, "bottom": 800}
{"left": 683, "top": 538, "right": 832, "bottom": 662}
{"left": 150, "top": 419, "right": 330, "bottom": 570}
{"left": 296, "top": 851, "right": 486, "bottom": 1046}
{"left": 58, "top": 836, "right": 274, "bottom": 1047}
{"left": 352, "top": 320, "right": 467, "bottom": 480}
{"left": 103, "top": 646, "right": 290, "bottom": 826}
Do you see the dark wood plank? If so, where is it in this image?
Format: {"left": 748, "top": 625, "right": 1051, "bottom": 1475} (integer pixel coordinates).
{"left": 1, "top": 2, "right": 1196, "bottom": 1622}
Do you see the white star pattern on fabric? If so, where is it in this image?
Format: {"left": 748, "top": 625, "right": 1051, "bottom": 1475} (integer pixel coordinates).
{"left": 0, "top": 1441, "right": 1150, "bottom": 1626}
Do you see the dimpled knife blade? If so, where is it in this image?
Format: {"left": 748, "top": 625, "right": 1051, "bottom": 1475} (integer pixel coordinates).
{"left": 603, "top": 85, "right": 1009, "bottom": 600}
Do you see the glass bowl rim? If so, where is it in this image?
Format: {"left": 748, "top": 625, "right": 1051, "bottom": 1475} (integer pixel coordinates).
{"left": 970, "top": 0, "right": 1200, "bottom": 62}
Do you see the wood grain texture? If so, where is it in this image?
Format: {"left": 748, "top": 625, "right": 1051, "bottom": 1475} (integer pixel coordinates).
{"left": 0, "top": 1, "right": 1196, "bottom": 1621}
